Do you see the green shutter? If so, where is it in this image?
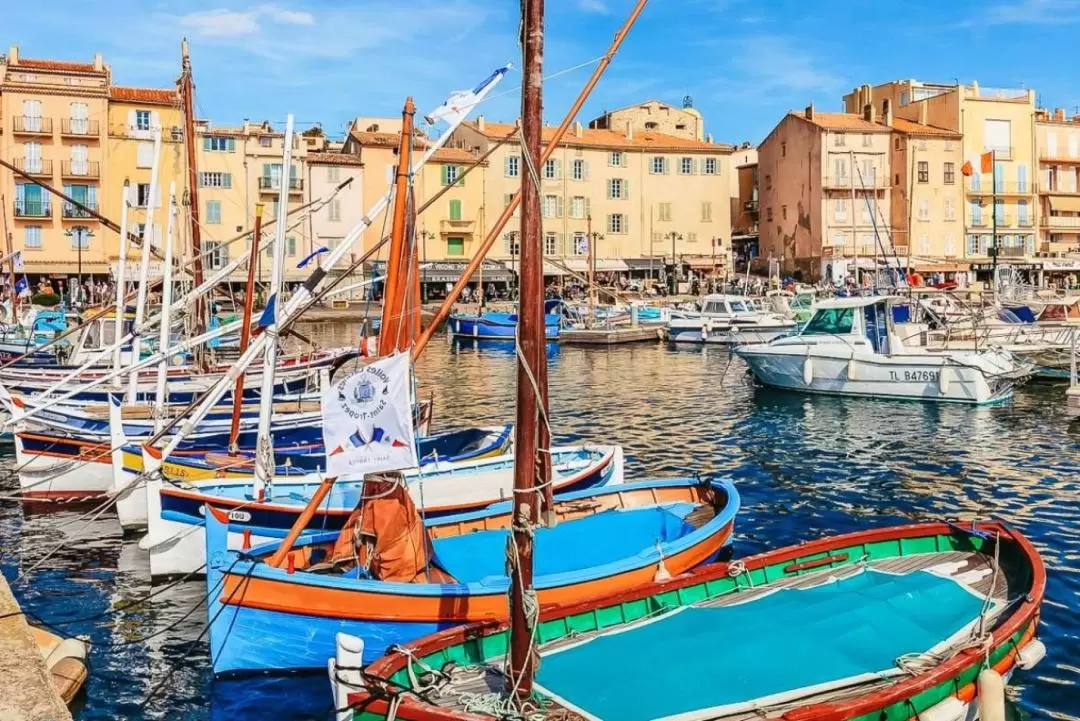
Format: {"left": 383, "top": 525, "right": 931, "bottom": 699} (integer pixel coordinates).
{"left": 449, "top": 199, "right": 462, "bottom": 221}
{"left": 441, "top": 165, "right": 449, "bottom": 186}
{"left": 457, "top": 166, "right": 464, "bottom": 187}
{"left": 624, "top": 178, "right": 630, "bottom": 199}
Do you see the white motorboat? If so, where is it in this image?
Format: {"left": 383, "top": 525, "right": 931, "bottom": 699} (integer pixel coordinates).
{"left": 665, "top": 294, "right": 798, "bottom": 344}
{"left": 734, "top": 296, "right": 1032, "bottom": 404}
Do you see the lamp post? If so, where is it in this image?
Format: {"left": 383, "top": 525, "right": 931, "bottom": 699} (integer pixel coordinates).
{"left": 665, "top": 231, "right": 683, "bottom": 295}
{"left": 418, "top": 229, "right": 434, "bottom": 302}
{"left": 64, "top": 225, "right": 94, "bottom": 307}
{"left": 505, "top": 231, "right": 519, "bottom": 299}
{"left": 585, "top": 214, "right": 603, "bottom": 311}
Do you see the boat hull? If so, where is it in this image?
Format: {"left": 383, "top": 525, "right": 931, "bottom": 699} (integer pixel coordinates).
{"left": 448, "top": 313, "right": 560, "bottom": 341}
{"left": 667, "top": 320, "right": 797, "bottom": 345}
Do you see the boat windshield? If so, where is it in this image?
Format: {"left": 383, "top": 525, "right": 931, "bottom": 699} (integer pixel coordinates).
{"left": 791, "top": 294, "right": 813, "bottom": 310}
{"left": 802, "top": 307, "right": 855, "bottom": 336}
{"left": 703, "top": 301, "right": 727, "bottom": 314}
{"left": 729, "top": 300, "right": 748, "bottom": 313}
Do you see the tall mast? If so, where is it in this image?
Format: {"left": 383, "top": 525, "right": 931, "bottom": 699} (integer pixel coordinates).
{"left": 180, "top": 38, "right": 207, "bottom": 364}
{"left": 228, "top": 203, "right": 264, "bottom": 449}
{"left": 509, "top": 0, "right": 544, "bottom": 705}
{"left": 112, "top": 181, "right": 131, "bottom": 374}
{"left": 128, "top": 128, "right": 163, "bottom": 404}
{"left": 379, "top": 99, "right": 417, "bottom": 355}
{"left": 152, "top": 183, "right": 178, "bottom": 430}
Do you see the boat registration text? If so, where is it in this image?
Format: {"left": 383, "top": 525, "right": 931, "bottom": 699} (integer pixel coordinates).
{"left": 888, "top": 370, "right": 940, "bottom": 382}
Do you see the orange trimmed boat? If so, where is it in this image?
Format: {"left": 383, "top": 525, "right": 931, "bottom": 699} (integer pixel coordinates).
{"left": 332, "top": 521, "right": 1046, "bottom": 721}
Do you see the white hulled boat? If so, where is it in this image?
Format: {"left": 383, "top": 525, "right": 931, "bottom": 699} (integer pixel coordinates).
{"left": 665, "top": 294, "right": 798, "bottom": 344}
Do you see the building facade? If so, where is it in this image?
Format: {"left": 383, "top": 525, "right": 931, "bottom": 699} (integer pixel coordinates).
{"left": 589, "top": 99, "right": 706, "bottom": 142}
{"left": 1036, "top": 108, "right": 1080, "bottom": 254}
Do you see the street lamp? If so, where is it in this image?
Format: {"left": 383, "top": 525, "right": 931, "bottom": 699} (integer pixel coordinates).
{"left": 665, "top": 231, "right": 683, "bottom": 295}
{"left": 504, "top": 231, "right": 520, "bottom": 299}
{"left": 417, "top": 229, "right": 435, "bottom": 301}
{"left": 63, "top": 225, "right": 95, "bottom": 307}
{"left": 585, "top": 214, "right": 603, "bottom": 309}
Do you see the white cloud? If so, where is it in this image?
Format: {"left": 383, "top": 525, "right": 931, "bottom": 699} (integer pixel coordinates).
{"left": 577, "top": 0, "right": 609, "bottom": 13}
{"left": 730, "top": 35, "right": 843, "bottom": 95}
{"left": 177, "top": 4, "right": 315, "bottom": 39}
{"left": 265, "top": 5, "right": 315, "bottom": 25}
{"left": 966, "top": 0, "right": 1080, "bottom": 26}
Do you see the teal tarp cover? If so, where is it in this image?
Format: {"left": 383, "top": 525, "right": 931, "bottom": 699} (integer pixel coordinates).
{"left": 535, "top": 568, "right": 987, "bottom": 721}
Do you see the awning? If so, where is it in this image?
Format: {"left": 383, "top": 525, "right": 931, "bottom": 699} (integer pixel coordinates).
{"left": 562, "top": 259, "right": 630, "bottom": 273}
{"left": 371, "top": 259, "right": 514, "bottom": 283}
{"left": 684, "top": 257, "right": 725, "bottom": 270}
{"left": 1048, "top": 196, "right": 1080, "bottom": 212}
{"left": 914, "top": 262, "right": 971, "bottom": 273}
{"left": 542, "top": 261, "right": 570, "bottom": 276}
{"left": 623, "top": 257, "right": 666, "bottom": 271}
{"left": 34, "top": 261, "right": 115, "bottom": 276}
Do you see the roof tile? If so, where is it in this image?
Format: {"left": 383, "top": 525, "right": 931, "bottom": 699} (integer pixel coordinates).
{"left": 793, "top": 112, "right": 891, "bottom": 133}
{"left": 306, "top": 152, "right": 363, "bottom": 167}
{"left": 110, "top": 86, "right": 178, "bottom": 106}
{"left": 15, "top": 58, "right": 101, "bottom": 74}
{"left": 889, "top": 117, "right": 961, "bottom": 138}
{"left": 473, "top": 122, "right": 731, "bottom": 152}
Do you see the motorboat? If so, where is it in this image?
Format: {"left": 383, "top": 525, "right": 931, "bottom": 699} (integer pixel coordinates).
{"left": 665, "top": 294, "right": 797, "bottom": 344}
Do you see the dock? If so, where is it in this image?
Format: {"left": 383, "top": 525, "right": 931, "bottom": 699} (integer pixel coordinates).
{"left": 560, "top": 325, "right": 663, "bottom": 345}
{"left": 0, "top": 575, "right": 73, "bottom": 721}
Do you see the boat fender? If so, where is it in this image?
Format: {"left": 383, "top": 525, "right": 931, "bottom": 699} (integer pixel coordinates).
{"left": 977, "top": 668, "right": 1006, "bottom": 721}
{"left": 847, "top": 358, "right": 858, "bottom": 381}
{"left": 939, "top": 365, "right": 952, "bottom": 394}
{"left": 331, "top": 633, "right": 366, "bottom": 721}
{"left": 803, "top": 357, "right": 814, "bottom": 385}
{"left": 702, "top": 319, "right": 712, "bottom": 340}
{"left": 917, "top": 696, "right": 965, "bottom": 721}
{"left": 1017, "top": 638, "right": 1047, "bottom": 670}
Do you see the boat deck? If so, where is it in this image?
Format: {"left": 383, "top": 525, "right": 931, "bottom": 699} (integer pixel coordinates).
{"left": 422, "top": 550, "right": 1008, "bottom": 720}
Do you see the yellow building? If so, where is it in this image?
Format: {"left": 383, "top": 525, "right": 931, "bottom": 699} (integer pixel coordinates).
{"left": 104, "top": 85, "right": 184, "bottom": 279}
{"left": 1035, "top": 108, "right": 1080, "bottom": 254}
{"left": 0, "top": 45, "right": 111, "bottom": 282}
{"left": 589, "top": 99, "right": 705, "bottom": 142}
{"left": 845, "top": 80, "right": 1039, "bottom": 262}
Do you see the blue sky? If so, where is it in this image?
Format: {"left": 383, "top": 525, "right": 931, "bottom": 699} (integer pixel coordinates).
{"left": 5, "top": 0, "right": 1080, "bottom": 145}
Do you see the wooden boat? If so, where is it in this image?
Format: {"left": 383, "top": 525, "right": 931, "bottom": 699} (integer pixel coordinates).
{"left": 333, "top": 520, "right": 1046, "bottom": 721}
{"left": 206, "top": 476, "right": 739, "bottom": 674}
{"left": 141, "top": 444, "right": 622, "bottom": 577}
{"left": 448, "top": 300, "right": 563, "bottom": 341}
{"left": 31, "top": 626, "right": 88, "bottom": 704}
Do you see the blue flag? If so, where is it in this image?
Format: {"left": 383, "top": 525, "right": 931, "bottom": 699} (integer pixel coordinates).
{"left": 297, "top": 246, "right": 329, "bottom": 269}
{"left": 257, "top": 294, "right": 277, "bottom": 328}
{"left": 14, "top": 276, "right": 28, "bottom": 294}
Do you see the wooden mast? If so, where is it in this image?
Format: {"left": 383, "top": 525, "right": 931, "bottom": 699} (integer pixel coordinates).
{"left": 509, "top": 0, "right": 544, "bottom": 704}
{"left": 379, "top": 99, "right": 417, "bottom": 355}
{"left": 228, "top": 203, "right": 264, "bottom": 449}
{"left": 180, "top": 38, "right": 207, "bottom": 366}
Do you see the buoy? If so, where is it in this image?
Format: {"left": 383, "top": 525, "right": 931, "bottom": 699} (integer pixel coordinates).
{"left": 939, "top": 365, "right": 952, "bottom": 394}
{"left": 701, "top": 319, "right": 712, "bottom": 341}
{"left": 977, "top": 667, "right": 1006, "bottom": 721}
{"left": 1017, "top": 639, "right": 1047, "bottom": 670}
{"left": 918, "top": 696, "right": 965, "bottom": 721}
{"left": 803, "top": 357, "right": 814, "bottom": 385}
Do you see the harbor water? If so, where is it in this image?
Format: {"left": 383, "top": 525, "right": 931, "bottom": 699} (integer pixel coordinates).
{"left": 2, "top": 321, "right": 1079, "bottom": 720}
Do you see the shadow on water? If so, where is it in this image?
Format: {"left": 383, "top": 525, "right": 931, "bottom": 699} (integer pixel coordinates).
{"left": 0, "top": 322, "right": 1077, "bottom": 719}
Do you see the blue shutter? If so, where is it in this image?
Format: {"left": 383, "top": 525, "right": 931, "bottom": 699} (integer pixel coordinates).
{"left": 88, "top": 185, "right": 97, "bottom": 209}
{"left": 224, "top": 173, "right": 232, "bottom": 189}
{"left": 994, "top": 162, "right": 1005, "bottom": 193}
{"left": 228, "top": 138, "right": 236, "bottom": 152}
{"left": 1017, "top": 163, "right": 1027, "bottom": 193}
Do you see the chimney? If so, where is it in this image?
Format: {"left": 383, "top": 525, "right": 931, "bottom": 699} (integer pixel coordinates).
{"left": 476, "top": 115, "right": 485, "bottom": 132}
{"left": 918, "top": 102, "right": 928, "bottom": 126}
{"left": 706, "top": 133, "right": 713, "bottom": 144}
{"left": 93, "top": 52, "right": 103, "bottom": 72}
{"left": 882, "top": 98, "right": 893, "bottom": 127}
{"left": 863, "top": 104, "right": 875, "bottom": 123}
{"left": 1055, "top": 108, "right": 1066, "bottom": 122}
{"left": 805, "top": 103, "right": 815, "bottom": 121}
{"left": 8, "top": 45, "right": 17, "bottom": 64}
{"left": 574, "top": 121, "right": 583, "bottom": 138}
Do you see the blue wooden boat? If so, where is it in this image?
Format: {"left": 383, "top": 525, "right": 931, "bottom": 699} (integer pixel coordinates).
{"left": 448, "top": 299, "right": 563, "bottom": 341}
{"left": 204, "top": 476, "right": 739, "bottom": 674}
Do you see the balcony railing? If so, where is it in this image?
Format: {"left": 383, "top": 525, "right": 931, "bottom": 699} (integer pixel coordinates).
{"left": 13, "top": 158, "right": 53, "bottom": 176}
{"left": 62, "top": 202, "right": 98, "bottom": 219}
{"left": 993, "top": 245, "right": 1028, "bottom": 258}
{"left": 60, "top": 119, "right": 100, "bottom": 137}
{"left": 440, "top": 218, "right": 477, "bottom": 233}
{"left": 1040, "top": 185, "right": 1080, "bottom": 195}
{"left": 1039, "top": 152, "right": 1080, "bottom": 164}
{"left": 966, "top": 180, "right": 1030, "bottom": 195}
{"left": 258, "top": 177, "right": 303, "bottom": 192}
{"left": 61, "top": 161, "right": 100, "bottom": 179}
{"left": 1017, "top": 216, "right": 1034, "bottom": 227}
{"left": 1043, "top": 215, "right": 1080, "bottom": 229}
{"left": 824, "top": 175, "right": 888, "bottom": 189}
{"left": 13, "top": 201, "right": 51, "bottom": 218}
{"left": 12, "top": 116, "right": 52, "bottom": 135}
{"left": 970, "top": 216, "right": 988, "bottom": 227}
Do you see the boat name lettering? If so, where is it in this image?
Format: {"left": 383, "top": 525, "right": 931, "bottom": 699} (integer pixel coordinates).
{"left": 227, "top": 510, "right": 251, "bottom": 523}
{"left": 889, "top": 370, "right": 940, "bottom": 382}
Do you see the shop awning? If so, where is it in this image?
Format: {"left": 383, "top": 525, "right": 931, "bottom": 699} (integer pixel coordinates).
{"left": 561, "top": 259, "right": 630, "bottom": 273}
{"left": 623, "top": 257, "right": 666, "bottom": 271}
{"left": 373, "top": 259, "right": 514, "bottom": 283}
{"left": 914, "top": 262, "right": 971, "bottom": 273}
{"left": 1048, "top": 196, "right": 1080, "bottom": 212}
{"left": 684, "top": 257, "right": 725, "bottom": 270}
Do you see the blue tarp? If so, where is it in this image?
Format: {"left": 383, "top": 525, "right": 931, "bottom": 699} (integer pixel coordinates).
{"left": 536, "top": 569, "right": 986, "bottom": 721}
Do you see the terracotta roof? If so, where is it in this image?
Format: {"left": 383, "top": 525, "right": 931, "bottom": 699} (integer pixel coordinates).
{"left": 889, "top": 118, "right": 961, "bottom": 138}
{"left": 793, "top": 112, "right": 891, "bottom": 133}
{"left": 307, "top": 152, "right": 363, "bottom": 167}
{"left": 110, "top": 86, "right": 178, "bottom": 106}
{"left": 471, "top": 122, "right": 731, "bottom": 152}
{"left": 14, "top": 57, "right": 102, "bottom": 74}
{"left": 198, "top": 127, "right": 247, "bottom": 137}
{"left": 432, "top": 147, "right": 484, "bottom": 164}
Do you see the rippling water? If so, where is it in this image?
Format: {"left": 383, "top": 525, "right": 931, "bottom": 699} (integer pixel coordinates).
{"left": 2, "top": 320, "right": 1079, "bottom": 720}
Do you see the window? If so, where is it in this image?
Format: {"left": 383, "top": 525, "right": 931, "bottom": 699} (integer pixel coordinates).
{"left": 206, "top": 200, "right": 221, "bottom": 224}
{"left": 862, "top": 133, "right": 872, "bottom": 148}
{"left": 607, "top": 213, "right": 626, "bottom": 234}
{"left": 70, "top": 103, "right": 89, "bottom": 134}
{"left": 570, "top": 196, "right": 586, "bottom": 219}
{"left": 995, "top": 198, "right": 1005, "bottom": 223}
{"left": 917, "top": 199, "right": 930, "bottom": 221}
{"left": 1017, "top": 164, "right": 1028, "bottom": 193}
{"left": 833, "top": 158, "right": 847, "bottom": 184}
{"left": 994, "top": 161, "right": 1005, "bottom": 193}
{"left": 782, "top": 205, "right": 788, "bottom": 220}
{"left": 70, "top": 226, "right": 91, "bottom": 249}
{"left": 971, "top": 172, "right": 981, "bottom": 192}
{"left": 1018, "top": 199, "right": 1029, "bottom": 224}
{"left": 834, "top": 134, "right": 846, "bottom": 147}
{"left": 781, "top": 142, "right": 787, "bottom": 157}
{"left": 207, "top": 241, "right": 228, "bottom": 269}
{"left": 443, "top": 165, "right": 461, "bottom": 185}
{"left": 199, "top": 172, "right": 232, "bottom": 188}
{"left": 834, "top": 198, "right": 848, "bottom": 221}
{"left": 967, "top": 234, "right": 980, "bottom": 256}
{"left": 572, "top": 158, "right": 586, "bottom": 181}
{"left": 984, "top": 119, "right": 1011, "bottom": 154}
{"left": 449, "top": 199, "right": 463, "bottom": 221}
{"left": 920, "top": 235, "right": 930, "bottom": 254}
{"left": 136, "top": 183, "right": 152, "bottom": 207}
{"left": 831, "top": 232, "right": 845, "bottom": 248}
{"left": 650, "top": 156, "right": 668, "bottom": 174}
{"left": 862, "top": 201, "right": 873, "bottom": 224}
{"left": 971, "top": 200, "right": 983, "bottom": 225}
{"left": 657, "top": 202, "right": 672, "bottom": 222}
{"left": 259, "top": 136, "right": 272, "bottom": 147}
{"left": 894, "top": 137, "right": 901, "bottom": 150}
{"left": 329, "top": 198, "right": 341, "bottom": 222}
{"left": 701, "top": 202, "right": 712, "bottom": 222}
{"left": 679, "top": 157, "right": 694, "bottom": 175}
{"left": 703, "top": 157, "right": 717, "bottom": 175}
{"left": 917, "top": 161, "right": 929, "bottom": 183}
{"left": 22, "top": 100, "right": 42, "bottom": 131}
{"left": 687, "top": 232, "right": 698, "bottom": 243}
{"left": 944, "top": 162, "right": 955, "bottom": 185}
{"left": 944, "top": 198, "right": 955, "bottom": 221}
{"left": 544, "top": 232, "right": 558, "bottom": 255}
{"left": 945, "top": 236, "right": 954, "bottom": 255}
{"left": 543, "top": 159, "right": 559, "bottom": 180}
{"left": 286, "top": 236, "right": 297, "bottom": 257}
{"left": 135, "top": 110, "right": 151, "bottom": 131}
{"left": 69, "top": 144, "right": 89, "bottom": 175}
{"left": 204, "top": 136, "right": 236, "bottom": 152}
{"left": 447, "top": 237, "right": 465, "bottom": 256}
{"left": 765, "top": 174, "right": 772, "bottom": 190}
{"left": 607, "top": 178, "right": 626, "bottom": 200}
{"left": 572, "top": 232, "right": 587, "bottom": 256}
{"left": 24, "top": 141, "right": 42, "bottom": 173}
{"left": 505, "top": 233, "right": 520, "bottom": 256}
{"left": 326, "top": 166, "right": 341, "bottom": 182}
{"left": 136, "top": 142, "right": 153, "bottom": 169}
{"left": 24, "top": 226, "right": 42, "bottom": 249}
{"left": 608, "top": 151, "right": 625, "bottom": 167}
{"left": 1070, "top": 134, "right": 1080, "bottom": 158}
{"left": 860, "top": 159, "right": 876, "bottom": 186}
{"left": 542, "top": 195, "right": 562, "bottom": 218}
{"left": 503, "top": 193, "right": 515, "bottom": 207}
{"left": 505, "top": 155, "right": 519, "bottom": 177}
{"left": 766, "top": 207, "right": 773, "bottom": 222}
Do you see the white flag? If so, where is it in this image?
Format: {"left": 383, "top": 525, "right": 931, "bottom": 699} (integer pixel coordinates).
{"left": 425, "top": 65, "right": 511, "bottom": 127}
{"left": 12, "top": 251, "right": 23, "bottom": 272}
{"left": 322, "top": 353, "right": 418, "bottom": 476}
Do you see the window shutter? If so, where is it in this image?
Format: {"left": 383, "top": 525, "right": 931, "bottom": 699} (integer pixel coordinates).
{"left": 228, "top": 138, "right": 236, "bottom": 152}
{"left": 88, "top": 186, "right": 97, "bottom": 207}
{"left": 606, "top": 181, "right": 613, "bottom": 200}
{"left": 15, "top": 184, "right": 24, "bottom": 204}
{"left": 441, "top": 165, "right": 449, "bottom": 185}
{"left": 624, "top": 178, "right": 630, "bottom": 198}
{"left": 127, "top": 110, "right": 136, "bottom": 129}
{"left": 584, "top": 197, "right": 591, "bottom": 219}
{"left": 583, "top": 160, "right": 590, "bottom": 181}
{"left": 621, "top": 154, "right": 628, "bottom": 168}
{"left": 556, "top": 159, "right": 562, "bottom": 180}
{"left": 504, "top": 156, "right": 512, "bottom": 176}
{"left": 624, "top": 214, "right": 630, "bottom": 235}
{"left": 558, "top": 233, "right": 565, "bottom": 254}
{"left": 150, "top": 111, "right": 160, "bottom": 130}
{"left": 556, "top": 196, "right": 564, "bottom": 217}
{"left": 224, "top": 173, "right": 232, "bottom": 189}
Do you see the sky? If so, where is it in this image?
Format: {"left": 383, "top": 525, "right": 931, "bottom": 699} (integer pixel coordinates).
{"left": 4, "top": 0, "right": 1080, "bottom": 145}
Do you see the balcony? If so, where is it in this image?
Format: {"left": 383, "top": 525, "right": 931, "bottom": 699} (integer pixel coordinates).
{"left": 1039, "top": 185, "right": 1080, "bottom": 196}
{"left": 970, "top": 216, "right": 988, "bottom": 227}
{"left": 62, "top": 201, "right": 98, "bottom": 219}
{"left": 60, "top": 119, "right": 100, "bottom": 138}
{"left": 743, "top": 199, "right": 759, "bottom": 213}
{"left": 13, "top": 201, "right": 51, "bottom": 219}
{"left": 61, "top": 161, "right": 100, "bottom": 179}
{"left": 440, "top": 218, "right": 477, "bottom": 234}
{"left": 12, "top": 116, "right": 53, "bottom": 136}
{"left": 965, "top": 180, "right": 1031, "bottom": 195}
{"left": 1043, "top": 215, "right": 1080, "bottom": 229}
{"left": 1039, "top": 152, "right": 1080, "bottom": 164}
{"left": 1017, "top": 216, "right": 1035, "bottom": 227}
{"left": 258, "top": 177, "right": 303, "bottom": 193}
{"left": 13, "top": 158, "right": 53, "bottom": 177}
{"left": 993, "top": 245, "right": 1027, "bottom": 258}
{"left": 824, "top": 175, "right": 888, "bottom": 189}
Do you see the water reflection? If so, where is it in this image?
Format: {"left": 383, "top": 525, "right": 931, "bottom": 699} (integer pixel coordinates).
{"left": 0, "top": 321, "right": 1077, "bottom": 719}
